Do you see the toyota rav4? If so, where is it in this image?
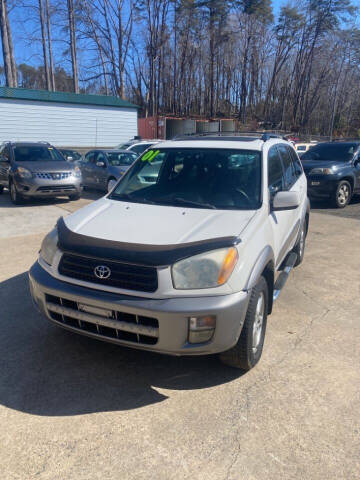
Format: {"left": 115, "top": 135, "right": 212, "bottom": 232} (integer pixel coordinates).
{"left": 29, "top": 135, "right": 310, "bottom": 370}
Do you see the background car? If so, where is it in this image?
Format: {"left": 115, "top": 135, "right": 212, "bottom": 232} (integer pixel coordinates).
{"left": 295, "top": 142, "right": 318, "bottom": 157}
{"left": 0, "top": 141, "right": 82, "bottom": 204}
{"left": 116, "top": 138, "right": 162, "bottom": 156}
{"left": 79, "top": 149, "right": 138, "bottom": 191}
{"left": 301, "top": 141, "right": 360, "bottom": 207}
{"left": 58, "top": 148, "right": 82, "bottom": 163}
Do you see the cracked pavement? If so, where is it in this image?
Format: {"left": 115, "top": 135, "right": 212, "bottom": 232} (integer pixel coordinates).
{"left": 0, "top": 190, "right": 359, "bottom": 479}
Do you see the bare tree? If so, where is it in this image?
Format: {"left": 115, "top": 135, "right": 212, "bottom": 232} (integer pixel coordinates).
{"left": 67, "top": 0, "right": 79, "bottom": 92}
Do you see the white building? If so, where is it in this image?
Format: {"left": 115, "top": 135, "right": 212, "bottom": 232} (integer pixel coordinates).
{"left": 0, "top": 87, "right": 138, "bottom": 148}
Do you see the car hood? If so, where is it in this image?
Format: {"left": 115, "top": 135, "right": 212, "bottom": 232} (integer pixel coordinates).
{"left": 301, "top": 159, "right": 347, "bottom": 173}
{"left": 64, "top": 197, "right": 256, "bottom": 246}
{"left": 16, "top": 161, "right": 74, "bottom": 172}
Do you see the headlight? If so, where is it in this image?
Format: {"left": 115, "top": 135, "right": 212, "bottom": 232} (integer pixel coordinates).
{"left": 172, "top": 247, "right": 238, "bottom": 289}
{"left": 16, "top": 167, "right": 33, "bottom": 179}
{"left": 72, "top": 166, "right": 82, "bottom": 178}
{"left": 309, "top": 167, "right": 335, "bottom": 175}
{"left": 40, "top": 228, "right": 59, "bottom": 266}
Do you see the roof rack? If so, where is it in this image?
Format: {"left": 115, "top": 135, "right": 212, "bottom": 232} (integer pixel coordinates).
{"left": 172, "top": 131, "right": 283, "bottom": 142}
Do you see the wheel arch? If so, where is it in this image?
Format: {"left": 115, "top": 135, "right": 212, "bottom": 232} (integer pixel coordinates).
{"left": 244, "top": 246, "right": 275, "bottom": 314}
{"left": 340, "top": 176, "right": 354, "bottom": 192}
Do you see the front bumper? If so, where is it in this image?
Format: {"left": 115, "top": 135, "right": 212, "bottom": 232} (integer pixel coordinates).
{"left": 15, "top": 175, "right": 82, "bottom": 197}
{"left": 29, "top": 262, "right": 249, "bottom": 356}
{"left": 306, "top": 174, "right": 338, "bottom": 198}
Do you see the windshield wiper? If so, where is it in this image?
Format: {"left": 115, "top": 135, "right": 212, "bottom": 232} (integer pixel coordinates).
{"left": 110, "top": 193, "right": 155, "bottom": 204}
{"left": 172, "top": 197, "right": 216, "bottom": 209}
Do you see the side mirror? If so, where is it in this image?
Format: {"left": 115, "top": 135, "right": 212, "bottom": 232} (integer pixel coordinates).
{"left": 96, "top": 161, "right": 105, "bottom": 168}
{"left": 0, "top": 155, "right": 9, "bottom": 162}
{"left": 272, "top": 191, "right": 300, "bottom": 211}
{"left": 66, "top": 156, "right": 73, "bottom": 162}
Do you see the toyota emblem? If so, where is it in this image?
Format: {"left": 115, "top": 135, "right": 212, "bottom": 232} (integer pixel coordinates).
{"left": 94, "top": 265, "right": 111, "bottom": 279}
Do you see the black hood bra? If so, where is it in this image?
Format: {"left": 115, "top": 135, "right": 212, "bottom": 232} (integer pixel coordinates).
{"left": 57, "top": 216, "right": 240, "bottom": 267}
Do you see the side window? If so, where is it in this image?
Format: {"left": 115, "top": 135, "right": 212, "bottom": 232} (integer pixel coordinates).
{"left": 268, "top": 146, "right": 284, "bottom": 194}
{"left": 277, "top": 144, "right": 296, "bottom": 189}
{"left": 83, "top": 151, "right": 94, "bottom": 164}
{"left": 95, "top": 152, "right": 106, "bottom": 164}
{"left": 289, "top": 147, "right": 303, "bottom": 178}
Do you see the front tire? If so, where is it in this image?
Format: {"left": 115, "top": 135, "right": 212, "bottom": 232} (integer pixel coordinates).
{"left": 292, "top": 221, "right": 306, "bottom": 266}
{"left": 219, "top": 276, "right": 268, "bottom": 370}
{"left": 333, "top": 180, "right": 351, "bottom": 208}
{"left": 9, "top": 181, "right": 24, "bottom": 205}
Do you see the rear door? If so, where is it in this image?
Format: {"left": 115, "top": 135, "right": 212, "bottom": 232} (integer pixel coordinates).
{"left": 353, "top": 150, "right": 360, "bottom": 193}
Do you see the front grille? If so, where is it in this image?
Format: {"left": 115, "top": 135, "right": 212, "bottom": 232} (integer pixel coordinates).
{"left": 58, "top": 253, "right": 158, "bottom": 293}
{"left": 45, "top": 294, "right": 158, "bottom": 345}
{"left": 37, "top": 185, "right": 76, "bottom": 192}
{"left": 36, "top": 172, "right": 72, "bottom": 180}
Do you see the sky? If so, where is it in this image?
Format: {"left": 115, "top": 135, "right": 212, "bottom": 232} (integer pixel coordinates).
{"left": 7, "top": 0, "right": 287, "bottom": 76}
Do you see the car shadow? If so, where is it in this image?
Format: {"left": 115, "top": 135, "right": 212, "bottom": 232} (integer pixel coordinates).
{"left": 0, "top": 272, "right": 242, "bottom": 417}
{"left": 310, "top": 194, "right": 360, "bottom": 211}
{"left": 0, "top": 188, "right": 102, "bottom": 209}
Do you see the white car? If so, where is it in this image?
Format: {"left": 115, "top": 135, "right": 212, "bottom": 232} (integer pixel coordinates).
{"left": 29, "top": 135, "right": 309, "bottom": 370}
{"left": 116, "top": 139, "right": 162, "bottom": 156}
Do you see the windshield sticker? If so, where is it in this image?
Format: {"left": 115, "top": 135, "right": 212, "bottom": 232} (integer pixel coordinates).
{"left": 142, "top": 149, "right": 160, "bottom": 162}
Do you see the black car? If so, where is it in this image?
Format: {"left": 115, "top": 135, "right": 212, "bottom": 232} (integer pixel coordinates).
{"left": 301, "top": 142, "right": 360, "bottom": 208}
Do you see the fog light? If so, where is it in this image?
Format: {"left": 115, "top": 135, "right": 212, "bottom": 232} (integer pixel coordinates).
{"left": 188, "top": 316, "right": 216, "bottom": 344}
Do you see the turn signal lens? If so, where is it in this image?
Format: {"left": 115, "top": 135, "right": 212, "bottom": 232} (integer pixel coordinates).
{"left": 217, "top": 247, "right": 238, "bottom": 285}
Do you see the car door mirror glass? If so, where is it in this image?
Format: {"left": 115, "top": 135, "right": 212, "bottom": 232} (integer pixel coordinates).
{"left": 272, "top": 191, "right": 300, "bottom": 211}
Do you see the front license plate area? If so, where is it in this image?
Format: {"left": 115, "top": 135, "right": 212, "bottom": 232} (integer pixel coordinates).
{"left": 78, "top": 303, "right": 113, "bottom": 318}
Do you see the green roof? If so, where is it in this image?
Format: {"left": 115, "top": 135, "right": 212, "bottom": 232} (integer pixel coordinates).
{"left": 0, "top": 86, "right": 139, "bottom": 109}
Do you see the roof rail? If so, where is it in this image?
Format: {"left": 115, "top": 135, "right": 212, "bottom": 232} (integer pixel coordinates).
{"left": 172, "top": 131, "right": 283, "bottom": 141}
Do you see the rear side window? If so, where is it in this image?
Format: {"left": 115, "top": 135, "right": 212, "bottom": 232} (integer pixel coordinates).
{"left": 268, "top": 146, "right": 284, "bottom": 193}
{"left": 277, "top": 144, "right": 296, "bottom": 189}
{"left": 289, "top": 148, "right": 303, "bottom": 178}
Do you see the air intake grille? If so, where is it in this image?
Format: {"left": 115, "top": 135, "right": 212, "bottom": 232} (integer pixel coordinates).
{"left": 35, "top": 172, "right": 72, "bottom": 180}
{"left": 58, "top": 253, "right": 158, "bottom": 292}
{"left": 45, "top": 294, "right": 158, "bottom": 345}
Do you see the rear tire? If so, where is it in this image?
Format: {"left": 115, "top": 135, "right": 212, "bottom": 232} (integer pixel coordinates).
{"left": 68, "top": 193, "right": 80, "bottom": 201}
{"left": 333, "top": 180, "right": 351, "bottom": 208}
{"left": 219, "top": 276, "right": 268, "bottom": 370}
{"left": 9, "top": 181, "right": 24, "bottom": 205}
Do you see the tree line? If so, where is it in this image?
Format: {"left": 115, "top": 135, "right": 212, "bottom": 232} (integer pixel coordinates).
{"left": 0, "top": 0, "right": 360, "bottom": 136}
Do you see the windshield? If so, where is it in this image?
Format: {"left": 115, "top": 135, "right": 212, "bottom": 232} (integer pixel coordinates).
{"left": 106, "top": 151, "right": 137, "bottom": 166}
{"left": 110, "top": 148, "right": 262, "bottom": 210}
{"left": 301, "top": 143, "right": 357, "bottom": 161}
{"left": 61, "top": 150, "right": 82, "bottom": 161}
{"left": 13, "top": 145, "right": 64, "bottom": 162}
{"left": 116, "top": 142, "right": 133, "bottom": 149}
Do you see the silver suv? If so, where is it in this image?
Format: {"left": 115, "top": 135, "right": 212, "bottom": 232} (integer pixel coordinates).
{"left": 0, "top": 142, "right": 83, "bottom": 204}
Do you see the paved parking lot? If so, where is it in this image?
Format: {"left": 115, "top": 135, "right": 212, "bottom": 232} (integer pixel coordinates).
{"left": 1, "top": 189, "right": 359, "bottom": 480}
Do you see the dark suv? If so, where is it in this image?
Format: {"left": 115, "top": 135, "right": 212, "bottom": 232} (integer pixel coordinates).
{"left": 0, "top": 142, "right": 83, "bottom": 205}
{"left": 301, "top": 142, "right": 360, "bottom": 208}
